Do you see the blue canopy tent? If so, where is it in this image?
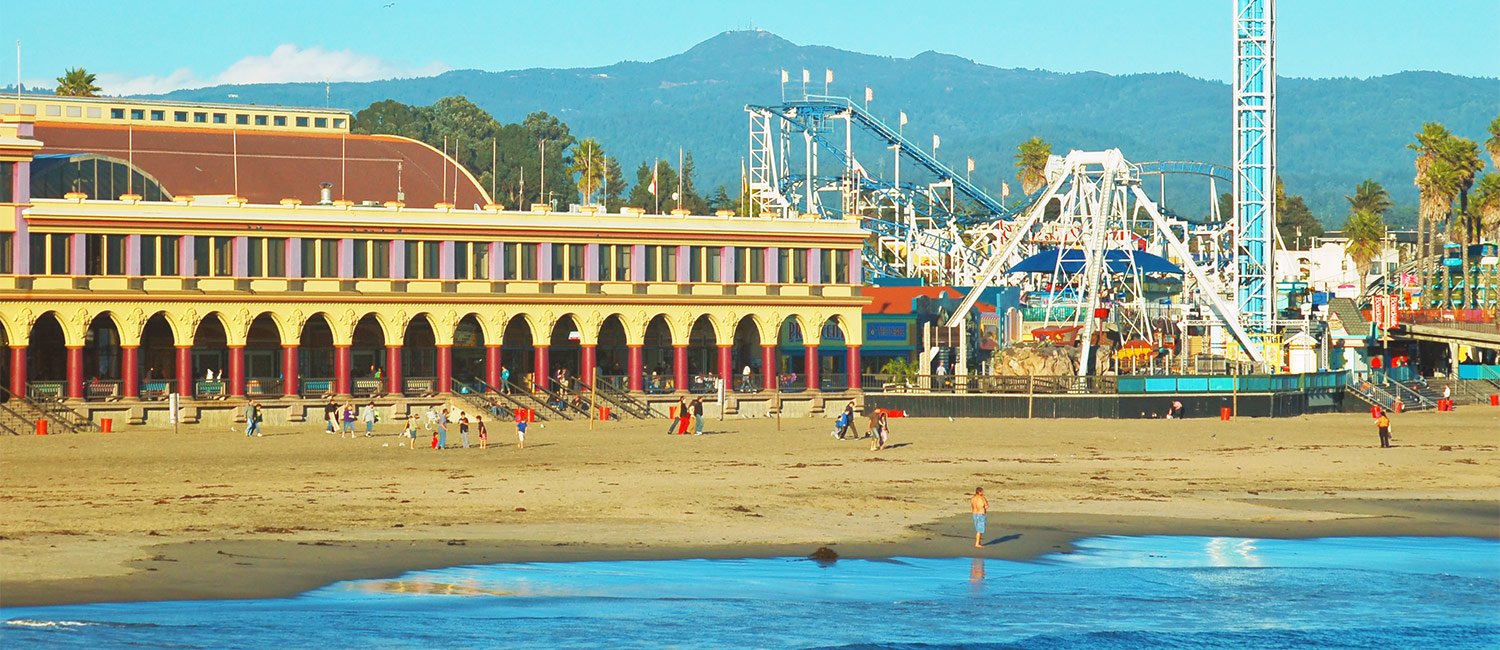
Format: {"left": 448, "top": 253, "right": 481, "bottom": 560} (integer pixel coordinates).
{"left": 1008, "top": 249, "right": 1184, "bottom": 276}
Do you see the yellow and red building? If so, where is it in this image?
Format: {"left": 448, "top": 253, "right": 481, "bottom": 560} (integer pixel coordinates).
{"left": 0, "top": 96, "right": 868, "bottom": 424}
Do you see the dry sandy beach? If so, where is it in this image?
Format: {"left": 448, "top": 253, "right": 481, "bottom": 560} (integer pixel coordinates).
{"left": 2, "top": 408, "right": 1497, "bottom": 607}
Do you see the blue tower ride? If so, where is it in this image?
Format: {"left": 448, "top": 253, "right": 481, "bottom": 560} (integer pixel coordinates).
{"left": 1233, "top": 0, "right": 1276, "bottom": 336}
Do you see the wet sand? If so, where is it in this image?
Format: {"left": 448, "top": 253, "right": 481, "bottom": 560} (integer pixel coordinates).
{"left": 2, "top": 409, "right": 1497, "bottom": 607}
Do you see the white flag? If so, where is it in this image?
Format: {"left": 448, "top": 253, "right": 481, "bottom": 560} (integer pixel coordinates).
{"left": 932, "top": 134, "right": 941, "bottom": 150}
{"left": 1001, "top": 182, "right": 1011, "bottom": 198}
{"left": 865, "top": 87, "right": 873, "bottom": 103}
{"left": 780, "top": 69, "right": 788, "bottom": 84}
{"left": 802, "top": 69, "right": 810, "bottom": 83}
{"left": 899, "top": 111, "right": 908, "bottom": 127}
{"left": 967, "top": 157, "right": 975, "bottom": 173}
{"left": 825, "top": 68, "right": 834, "bottom": 84}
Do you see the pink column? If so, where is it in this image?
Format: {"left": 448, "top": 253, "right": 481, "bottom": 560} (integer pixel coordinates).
{"left": 334, "top": 345, "right": 351, "bottom": 396}
{"left": 9, "top": 346, "right": 27, "bottom": 398}
{"left": 533, "top": 345, "right": 550, "bottom": 391}
{"left": 846, "top": 345, "right": 862, "bottom": 391}
{"left": 581, "top": 345, "right": 597, "bottom": 384}
{"left": 485, "top": 344, "right": 501, "bottom": 390}
{"left": 121, "top": 346, "right": 140, "bottom": 398}
{"left": 175, "top": 346, "right": 192, "bottom": 397}
{"left": 66, "top": 347, "right": 84, "bottom": 399}
{"left": 672, "top": 345, "right": 688, "bottom": 393}
{"left": 282, "top": 345, "right": 299, "bottom": 398}
{"left": 227, "top": 346, "right": 245, "bottom": 397}
{"left": 627, "top": 345, "right": 644, "bottom": 392}
{"left": 804, "top": 344, "right": 819, "bottom": 392}
{"left": 436, "top": 345, "right": 452, "bottom": 394}
{"left": 386, "top": 345, "right": 403, "bottom": 395}
{"left": 717, "top": 345, "right": 732, "bottom": 389}
{"left": 761, "top": 345, "right": 776, "bottom": 391}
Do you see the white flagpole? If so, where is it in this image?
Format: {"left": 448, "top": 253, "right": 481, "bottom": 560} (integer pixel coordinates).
{"left": 441, "top": 136, "right": 448, "bottom": 204}
{"left": 453, "top": 134, "right": 461, "bottom": 205}
{"left": 538, "top": 139, "right": 546, "bottom": 209}
{"left": 233, "top": 129, "right": 240, "bottom": 199}
{"left": 341, "top": 132, "right": 347, "bottom": 201}
{"left": 127, "top": 124, "right": 134, "bottom": 196}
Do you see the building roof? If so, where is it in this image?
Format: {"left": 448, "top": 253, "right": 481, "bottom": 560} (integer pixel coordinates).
{"left": 30, "top": 122, "right": 489, "bottom": 208}
{"left": 1326, "top": 297, "right": 1371, "bottom": 339}
{"left": 861, "top": 286, "right": 995, "bottom": 315}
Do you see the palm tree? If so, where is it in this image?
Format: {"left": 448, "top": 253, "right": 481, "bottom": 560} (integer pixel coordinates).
{"left": 1446, "top": 136, "right": 1485, "bottom": 307}
{"left": 1343, "top": 209, "right": 1387, "bottom": 285}
{"left": 54, "top": 68, "right": 101, "bottom": 97}
{"left": 565, "top": 138, "right": 606, "bottom": 206}
{"left": 1345, "top": 179, "right": 1392, "bottom": 217}
{"left": 1486, "top": 115, "right": 1500, "bottom": 169}
{"left": 1472, "top": 173, "right": 1500, "bottom": 307}
{"left": 1410, "top": 123, "right": 1457, "bottom": 308}
{"left": 1013, "top": 137, "right": 1052, "bottom": 195}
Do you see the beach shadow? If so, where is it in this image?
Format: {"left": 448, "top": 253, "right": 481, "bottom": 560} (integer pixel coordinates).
{"left": 983, "top": 533, "right": 1022, "bottom": 547}
{"left": 883, "top": 443, "right": 913, "bottom": 450}
{"left": 523, "top": 443, "right": 557, "bottom": 449}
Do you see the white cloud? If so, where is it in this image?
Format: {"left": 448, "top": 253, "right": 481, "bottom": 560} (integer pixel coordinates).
{"left": 96, "top": 44, "right": 448, "bottom": 95}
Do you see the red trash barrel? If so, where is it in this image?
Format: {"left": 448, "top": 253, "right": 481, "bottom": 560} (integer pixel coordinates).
{"left": 1370, "top": 405, "right": 1382, "bottom": 418}
{"left": 1220, "top": 407, "right": 1231, "bottom": 421}
{"left": 35, "top": 419, "right": 48, "bottom": 435}
{"left": 101, "top": 418, "right": 113, "bottom": 433}
{"left": 1393, "top": 400, "right": 1403, "bottom": 413}
{"left": 597, "top": 406, "right": 611, "bottom": 421}
{"left": 1490, "top": 394, "right": 1498, "bottom": 406}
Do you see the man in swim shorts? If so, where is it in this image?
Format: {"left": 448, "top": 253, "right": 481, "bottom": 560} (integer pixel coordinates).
{"left": 971, "top": 487, "right": 988, "bottom": 548}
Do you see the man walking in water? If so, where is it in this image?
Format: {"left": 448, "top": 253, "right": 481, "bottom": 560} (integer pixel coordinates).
{"left": 971, "top": 487, "right": 989, "bottom": 548}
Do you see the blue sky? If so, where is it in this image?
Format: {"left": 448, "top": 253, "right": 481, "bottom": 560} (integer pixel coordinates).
{"left": 3, "top": 0, "right": 1496, "bottom": 94}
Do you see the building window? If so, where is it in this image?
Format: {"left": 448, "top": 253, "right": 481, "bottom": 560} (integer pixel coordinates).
{"left": 300, "top": 238, "right": 340, "bottom": 278}
{"left": 0, "top": 161, "right": 12, "bottom": 203}
{"left": 552, "top": 244, "right": 584, "bottom": 281}
{"left": 174, "top": 111, "right": 188, "bottom": 122}
{"left": 235, "top": 114, "right": 249, "bottom": 125}
{"left": 779, "top": 248, "right": 807, "bottom": 283}
{"left": 247, "top": 237, "right": 286, "bottom": 277}
{"left": 598, "top": 244, "right": 632, "bottom": 281}
{"left": 84, "top": 234, "right": 127, "bottom": 276}
{"left": 273, "top": 116, "right": 287, "bottom": 126}
{"left": 333, "top": 118, "right": 346, "bottom": 129}
{"left": 403, "top": 241, "right": 441, "bottom": 279}
{"left": 0, "top": 232, "right": 13, "bottom": 274}
{"left": 194, "top": 236, "right": 234, "bottom": 277}
{"left": 139, "top": 235, "right": 179, "bottom": 275}
{"left": 827, "top": 249, "right": 850, "bottom": 284}
{"left": 254, "top": 115, "right": 268, "bottom": 126}
{"left": 352, "top": 239, "right": 390, "bottom": 279}
{"left": 642, "top": 245, "right": 677, "bottom": 282}
{"left": 212, "top": 113, "right": 227, "bottom": 124}
{"left": 314, "top": 117, "right": 328, "bottom": 128}
{"left": 110, "top": 108, "right": 125, "bottom": 119}
{"left": 466, "top": 242, "right": 489, "bottom": 280}
{"left": 128, "top": 109, "right": 144, "bottom": 120}
{"left": 735, "top": 247, "right": 765, "bottom": 283}
{"left": 150, "top": 110, "right": 164, "bottom": 121}
{"left": 453, "top": 242, "right": 471, "bottom": 279}
{"left": 689, "top": 246, "right": 722, "bottom": 283}
{"left": 504, "top": 243, "right": 537, "bottom": 280}
{"left": 29, "top": 233, "right": 72, "bottom": 275}
{"left": 295, "top": 116, "right": 309, "bottom": 127}
{"left": 193, "top": 112, "right": 207, "bottom": 123}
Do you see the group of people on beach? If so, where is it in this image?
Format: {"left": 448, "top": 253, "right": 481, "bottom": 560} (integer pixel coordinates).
{"left": 832, "top": 401, "right": 890, "bottom": 451}
{"left": 321, "top": 399, "right": 380, "bottom": 438}
{"left": 667, "top": 396, "right": 708, "bottom": 435}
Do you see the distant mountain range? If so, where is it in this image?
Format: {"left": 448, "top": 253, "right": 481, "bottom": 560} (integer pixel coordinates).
{"left": 142, "top": 30, "right": 1497, "bottom": 226}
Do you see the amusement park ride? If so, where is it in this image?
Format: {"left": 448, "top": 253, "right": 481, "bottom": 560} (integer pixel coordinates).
{"left": 744, "top": 0, "right": 1281, "bottom": 375}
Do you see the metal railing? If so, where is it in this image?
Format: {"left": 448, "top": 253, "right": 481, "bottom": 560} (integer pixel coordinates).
{"left": 586, "top": 380, "right": 654, "bottom": 419}
{"left": 0, "top": 385, "right": 97, "bottom": 433}
{"left": 84, "top": 380, "right": 123, "bottom": 401}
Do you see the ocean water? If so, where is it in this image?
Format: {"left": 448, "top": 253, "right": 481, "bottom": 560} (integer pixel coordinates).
{"left": 4, "top": 536, "right": 1497, "bottom": 649}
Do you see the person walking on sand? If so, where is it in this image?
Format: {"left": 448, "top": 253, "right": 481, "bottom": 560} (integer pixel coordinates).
{"left": 403, "top": 418, "right": 417, "bottom": 450}
{"left": 515, "top": 411, "right": 528, "bottom": 449}
{"left": 871, "top": 409, "right": 890, "bottom": 451}
{"left": 424, "top": 405, "right": 438, "bottom": 433}
{"left": 677, "top": 397, "right": 693, "bottom": 435}
{"left": 668, "top": 396, "right": 687, "bottom": 435}
{"left": 477, "top": 414, "right": 488, "bottom": 450}
{"left": 342, "top": 402, "right": 357, "bottom": 438}
{"left": 361, "top": 401, "right": 377, "bottom": 437}
{"left": 1376, "top": 412, "right": 1392, "bottom": 448}
{"left": 459, "top": 411, "right": 471, "bottom": 448}
{"left": 244, "top": 399, "right": 262, "bottom": 437}
{"left": 692, "top": 397, "right": 706, "bottom": 435}
{"left": 971, "top": 487, "right": 989, "bottom": 548}
{"left": 437, "top": 408, "right": 449, "bottom": 449}
{"left": 324, "top": 398, "right": 338, "bottom": 434}
{"left": 500, "top": 365, "right": 511, "bottom": 394}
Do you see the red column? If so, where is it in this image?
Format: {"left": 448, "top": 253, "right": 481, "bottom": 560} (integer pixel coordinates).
{"left": 581, "top": 345, "right": 597, "bottom": 384}
{"left": 436, "top": 345, "right": 452, "bottom": 394}
{"left": 121, "top": 346, "right": 140, "bottom": 398}
{"left": 672, "top": 344, "right": 688, "bottom": 393}
{"left": 175, "top": 346, "right": 192, "bottom": 397}
{"left": 386, "top": 345, "right": 403, "bottom": 395}
{"left": 804, "top": 344, "right": 820, "bottom": 392}
{"left": 334, "top": 345, "right": 351, "bottom": 396}
{"left": 846, "top": 344, "right": 862, "bottom": 391}
{"left": 9, "top": 346, "right": 27, "bottom": 398}
{"left": 717, "top": 345, "right": 732, "bottom": 389}
{"left": 627, "top": 345, "right": 643, "bottom": 392}
{"left": 761, "top": 344, "right": 776, "bottom": 391}
{"left": 227, "top": 346, "right": 246, "bottom": 397}
{"left": 282, "top": 345, "right": 299, "bottom": 398}
{"left": 533, "top": 345, "right": 550, "bottom": 391}
{"left": 66, "top": 346, "right": 84, "bottom": 399}
{"left": 485, "top": 344, "right": 501, "bottom": 390}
